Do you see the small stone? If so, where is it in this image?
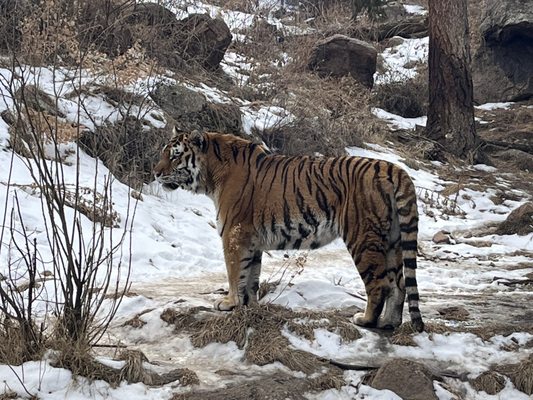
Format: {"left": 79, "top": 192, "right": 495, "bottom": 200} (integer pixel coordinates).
{"left": 432, "top": 230, "right": 450, "bottom": 244}
{"left": 437, "top": 306, "right": 470, "bottom": 321}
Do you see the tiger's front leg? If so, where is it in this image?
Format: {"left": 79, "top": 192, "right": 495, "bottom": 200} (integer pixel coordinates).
{"left": 214, "top": 226, "right": 259, "bottom": 311}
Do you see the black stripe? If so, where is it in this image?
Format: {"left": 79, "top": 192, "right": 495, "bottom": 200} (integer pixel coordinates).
{"left": 255, "top": 152, "right": 267, "bottom": 169}
{"left": 283, "top": 201, "right": 293, "bottom": 231}
{"left": 408, "top": 306, "right": 420, "bottom": 313}
{"left": 303, "top": 207, "right": 319, "bottom": 230}
{"left": 213, "top": 140, "right": 222, "bottom": 161}
{"left": 293, "top": 239, "right": 302, "bottom": 249}
{"left": 316, "top": 186, "right": 330, "bottom": 220}
{"left": 298, "top": 223, "right": 310, "bottom": 239}
{"left": 405, "top": 277, "right": 417, "bottom": 287}
{"left": 402, "top": 240, "right": 417, "bottom": 251}
{"left": 231, "top": 145, "right": 239, "bottom": 162}
{"left": 404, "top": 258, "right": 417, "bottom": 269}
{"left": 387, "top": 163, "right": 394, "bottom": 184}
{"left": 401, "top": 225, "right": 418, "bottom": 234}
{"left": 407, "top": 293, "right": 419, "bottom": 302}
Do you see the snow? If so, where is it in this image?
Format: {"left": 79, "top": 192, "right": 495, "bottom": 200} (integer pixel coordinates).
{"left": 404, "top": 4, "right": 427, "bottom": 15}
{"left": 476, "top": 102, "right": 513, "bottom": 111}
{"left": 372, "top": 107, "right": 427, "bottom": 130}
{"left": 1, "top": 3, "right": 532, "bottom": 400}
{"left": 375, "top": 37, "right": 429, "bottom": 84}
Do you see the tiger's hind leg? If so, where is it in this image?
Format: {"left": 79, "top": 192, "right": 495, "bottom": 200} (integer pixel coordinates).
{"left": 349, "top": 238, "right": 389, "bottom": 328}
{"left": 377, "top": 244, "right": 405, "bottom": 329}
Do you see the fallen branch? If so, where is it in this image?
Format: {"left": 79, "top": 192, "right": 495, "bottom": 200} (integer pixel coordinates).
{"left": 493, "top": 277, "right": 533, "bottom": 287}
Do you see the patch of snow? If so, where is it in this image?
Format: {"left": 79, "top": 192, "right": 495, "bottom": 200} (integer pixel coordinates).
{"left": 476, "top": 102, "right": 513, "bottom": 111}
{"left": 372, "top": 107, "right": 427, "bottom": 130}
{"left": 404, "top": 4, "right": 427, "bottom": 15}
{"left": 375, "top": 37, "right": 429, "bottom": 84}
{"left": 241, "top": 104, "right": 294, "bottom": 135}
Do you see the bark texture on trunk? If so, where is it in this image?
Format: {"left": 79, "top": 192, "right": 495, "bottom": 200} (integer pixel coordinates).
{"left": 426, "top": 0, "right": 479, "bottom": 161}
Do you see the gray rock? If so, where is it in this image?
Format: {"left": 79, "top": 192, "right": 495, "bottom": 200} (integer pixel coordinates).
{"left": 308, "top": 35, "right": 377, "bottom": 88}
{"left": 371, "top": 358, "right": 438, "bottom": 400}
{"left": 496, "top": 202, "right": 533, "bottom": 236}
{"left": 150, "top": 83, "right": 243, "bottom": 136}
{"left": 472, "top": 0, "right": 533, "bottom": 103}
{"left": 432, "top": 230, "right": 450, "bottom": 244}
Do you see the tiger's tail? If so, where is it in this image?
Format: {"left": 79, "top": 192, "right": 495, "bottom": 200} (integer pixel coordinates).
{"left": 394, "top": 170, "right": 424, "bottom": 332}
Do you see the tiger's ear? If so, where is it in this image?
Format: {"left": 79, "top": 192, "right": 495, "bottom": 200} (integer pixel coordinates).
{"left": 189, "top": 130, "right": 207, "bottom": 152}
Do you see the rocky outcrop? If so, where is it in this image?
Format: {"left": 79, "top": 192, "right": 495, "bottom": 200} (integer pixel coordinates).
{"left": 496, "top": 202, "right": 533, "bottom": 236}
{"left": 178, "top": 14, "right": 233, "bottom": 70}
{"left": 308, "top": 35, "right": 377, "bottom": 88}
{"left": 150, "top": 83, "right": 243, "bottom": 136}
{"left": 78, "top": 2, "right": 231, "bottom": 70}
{"left": 472, "top": 0, "right": 533, "bottom": 103}
{"left": 370, "top": 359, "right": 438, "bottom": 400}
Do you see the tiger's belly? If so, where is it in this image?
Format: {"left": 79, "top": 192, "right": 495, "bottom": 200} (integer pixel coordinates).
{"left": 257, "top": 221, "right": 339, "bottom": 251}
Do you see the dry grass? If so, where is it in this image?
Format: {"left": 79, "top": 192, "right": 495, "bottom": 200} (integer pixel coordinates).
{"left": 0, "top": 318, "right": 44, "bottom": 365}
{"left": 51, "top": 339, "right": 123, "bottom": 385}
{"left": 372, "top": 68, "right": 428, "bottom": 118}
{"left": 470, "top": 371, "right": 506, "bottom": 395}
{"left": 162, "top": 304, "right": 362, "bottom": 373}
{"left": 497, "top": 355, "right": 533, "bottom": 395}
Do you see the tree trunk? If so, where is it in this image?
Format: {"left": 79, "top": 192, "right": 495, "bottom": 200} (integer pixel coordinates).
{"left": 426, "top": 0, "right": 479, "bottom": 162}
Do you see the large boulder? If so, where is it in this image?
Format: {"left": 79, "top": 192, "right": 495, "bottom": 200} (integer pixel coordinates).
{"left": 78, "top": 3, "right": 231, "bottom": 70}
{"left": 308, "top": 35, "right": 377, "bottom": 88}
{"left": 496, "top": 202, "right": 533, "bottom": 236}
{"left": 150, "top": 83, "right": 243, "bottom": 136}
{"left": 472, "top": 0, "right": 533, "bottom": 103}
{"left": 178, "top": 14, "right": 232, "bottom": 70}
{"left": 370, "top": 358, "right": 438, "bottom": 400}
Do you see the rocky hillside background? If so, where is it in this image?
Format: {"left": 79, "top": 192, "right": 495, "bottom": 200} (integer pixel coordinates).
{"left": 0, "top": 0, "right": 532, "bottom": 399}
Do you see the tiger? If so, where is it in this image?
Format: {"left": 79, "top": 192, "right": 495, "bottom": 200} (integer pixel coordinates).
{"left": 153, "top": 129, "right": 424, "bottom": 332}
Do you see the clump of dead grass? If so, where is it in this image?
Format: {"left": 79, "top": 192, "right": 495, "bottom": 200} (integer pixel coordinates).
{"left": 162, "top": 304, "right": 361, "bottom": 373}
{"left": 51, "top": 340, "right": 197, "bottom": 387}
{"left": 0, "top": 318, "right": 45, "bottom": 365}
{"left": 470, "top": 370, "right": 506, "bottom": 395}
{"left": 497, "top": 355, "right": 533, "bottom": 395}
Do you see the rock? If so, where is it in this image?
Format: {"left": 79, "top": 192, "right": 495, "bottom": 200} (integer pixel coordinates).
{"left": 480, "top": 0, "right": 533, "bottom": 42}
{"left": 495, "top": 149, "right": 533, "bottom": 172}
{"left": 150, "top": 84, "right": 207, "bottom": 118}
{"left": 432, "top": 230, "right": 451, "bottom": 244}
{"left": 371, "top": 359, "right": 438, "bottom": 400}
{"left": 78, "top": 3, "right": 231, "bottom": 70}
{"left": 472, "top": 0, "right": 533, "bottom": 102}
{"left": 496, "top": 202, "right": 533, "bottom": 236}
{"left": 308, "top": 35, "right": 377, "bottom": 88}
{"left": 150, "top": 83, "right": 243, "bottom": 136}
{"left": 178, "top": 14, "right": 232, "bottom": 70}
{"left": 437, "top": 306, "right": 470, "bottom": 321}
{"left": 78, "top": 116, "right": 171, "bottom": 188}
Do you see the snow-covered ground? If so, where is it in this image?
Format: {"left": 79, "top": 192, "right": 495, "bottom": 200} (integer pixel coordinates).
{"left": 0, "top": 2, "right": 532, "bottom": 399}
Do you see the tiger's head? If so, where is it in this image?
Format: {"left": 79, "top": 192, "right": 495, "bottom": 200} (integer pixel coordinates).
{"left": 153, "top": 129, "right": 207, "bottom": 193}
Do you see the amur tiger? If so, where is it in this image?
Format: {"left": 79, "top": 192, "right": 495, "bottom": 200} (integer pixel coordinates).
{"left": 153, "top": 130, "right": 424, "bottom": 332}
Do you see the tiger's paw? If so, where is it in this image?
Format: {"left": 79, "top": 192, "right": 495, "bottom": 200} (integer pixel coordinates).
{"left": 353, "top": 312, "right": 377, "bottom": 328}
{"left": 214, "top": 296, "right": 238, "bottom": 311}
